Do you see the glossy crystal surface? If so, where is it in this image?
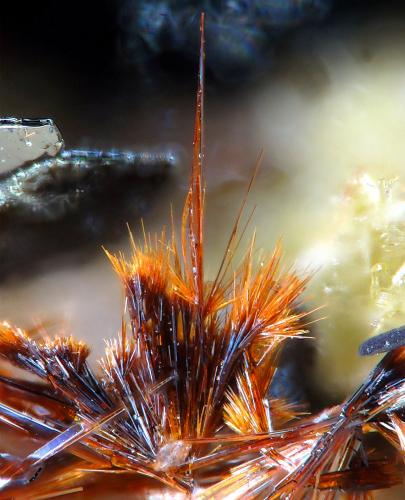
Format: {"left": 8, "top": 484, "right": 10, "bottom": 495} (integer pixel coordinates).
{"left": 0, "top": 118, "right": 64, "bottom": 172}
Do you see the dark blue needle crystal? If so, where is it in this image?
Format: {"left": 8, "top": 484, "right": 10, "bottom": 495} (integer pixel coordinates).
{"left": 359, "top": 326, "right": 405, "bottom": 356}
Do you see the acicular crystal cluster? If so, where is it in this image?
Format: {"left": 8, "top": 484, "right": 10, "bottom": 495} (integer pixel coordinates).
{"left": 0, "top": 14, "right": 404, "bottom": 500}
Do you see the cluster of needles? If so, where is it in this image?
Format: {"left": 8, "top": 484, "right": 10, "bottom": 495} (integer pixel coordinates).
{"left": 0, "top": 14, "right": 404, "bottom": 500}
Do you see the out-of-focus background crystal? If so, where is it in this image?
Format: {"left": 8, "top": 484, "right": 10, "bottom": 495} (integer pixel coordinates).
{"left": 0, "top": 118, "right": 63, "bottom": 171}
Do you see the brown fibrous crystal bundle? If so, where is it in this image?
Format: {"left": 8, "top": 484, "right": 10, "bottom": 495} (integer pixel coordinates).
{"left": 0, "top": 14, "right": 405, "bottom": 500}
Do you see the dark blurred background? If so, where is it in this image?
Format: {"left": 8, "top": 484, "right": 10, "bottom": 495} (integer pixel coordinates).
{"left": 0, "top": 1, "right": 392, "bottom": 148}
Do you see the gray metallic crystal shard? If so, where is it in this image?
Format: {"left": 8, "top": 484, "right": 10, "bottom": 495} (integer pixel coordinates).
{"left": 0, "top": 117, "right": 177, "bottom": 223}
{"left": 0, "top": 116, "right": 177, "bottom": 277}
{"left": 0, "top": 118, "right": 64, "bottom": 172}
{"left": 0, "top": 149, "right": 176, "bottom": 222}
